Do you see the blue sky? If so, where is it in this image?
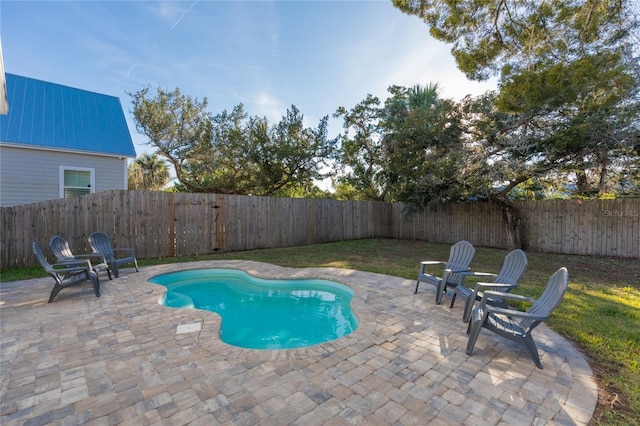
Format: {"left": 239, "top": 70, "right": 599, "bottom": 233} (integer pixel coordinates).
{"left": 1, "top": 0, "right": 497, "bottom": 156}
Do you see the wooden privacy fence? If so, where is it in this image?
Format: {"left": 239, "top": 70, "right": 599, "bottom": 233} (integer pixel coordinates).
{"left": 0, "top": 191, "right": 392, "bottom": 268}
{"left": 392, "top": 199, "right": 639, "bottom": 258}
{"left": 1, "top": 191, "right": 638, "bottom": 268}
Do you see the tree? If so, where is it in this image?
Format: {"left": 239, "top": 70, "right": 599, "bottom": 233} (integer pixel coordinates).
{"left": 334, "top": 84, "right": 463, "bottom": 204}
{"left": 392, "top": 1, "right": 634, "bottom": 83}
{"left": 391, "top": 0, "right": 639, "bottom": 195}
{"left": 129, "top": 87, "right": 214, "bottom": 193}
{"left": 334, "top": 94, "right": 387, "bottom": 201}
{"left": 391, "top": 0, "right": 640, "bottom": 246}
{"left": 128, "top": 153, "right": 170, "bottom": 191}
{"left": 248, "top": 106, "right": 339, "bottom": 197}
{"left": 130, "top": 87, "right": 338, "bottom": 196}
{"left": 379, "top": 84, "right": 464, "bottom": 206}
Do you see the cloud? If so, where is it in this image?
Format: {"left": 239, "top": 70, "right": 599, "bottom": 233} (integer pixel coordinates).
{"left": 338, "top": 8, "right": 498, "bottom": 104}
{"left": 385, "top": 39, "right": 498, "bottom": 101}
{"left": 246, "top": 91, "right": 286, "bottom": 123}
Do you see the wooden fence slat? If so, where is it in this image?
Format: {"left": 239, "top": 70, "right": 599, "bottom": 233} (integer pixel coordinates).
{"left": 1, "top": 192, "right": 638, "bottom": 268}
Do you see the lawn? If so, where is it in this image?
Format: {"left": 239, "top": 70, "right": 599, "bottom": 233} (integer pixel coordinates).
{"left": 2, "top": 238, "right": 638, "bottom": 425}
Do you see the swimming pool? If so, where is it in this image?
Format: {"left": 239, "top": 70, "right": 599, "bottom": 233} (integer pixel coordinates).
{"left": 150, "top": 269, "right": 359, "bottom": 350}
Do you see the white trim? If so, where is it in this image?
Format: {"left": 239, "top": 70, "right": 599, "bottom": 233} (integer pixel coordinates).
{"left": 123, "top": 158, "right": 129, "bottom": 189}
{"left": 0, "top": 141, "right": 135, "bottom": 159}
{"left": 59, "top": 166, "right": 95, "bottom": 199}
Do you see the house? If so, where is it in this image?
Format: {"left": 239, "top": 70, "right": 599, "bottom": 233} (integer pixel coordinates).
{"left": 0, "top": 73, "right": 136, "bottom": 207}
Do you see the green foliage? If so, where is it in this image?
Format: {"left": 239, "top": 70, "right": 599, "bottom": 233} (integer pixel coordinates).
{"left": 129, "top": 86, "right": 214, "bottom": 192}
{"left": 392, "top": 0, "right": 640, "bottom": 202}
{"left": 130, "top": 88, "right": 338, "bottom": 196}
{"left": 248, "top": 106, "right": 338, "bottom": 196}
{"left": 393, "top": 0, "right": 633, "bottom": 83}
{"left": 333, "top": 94, "right": 387, "bottom": 201}
{"left": 128, "top": 153, "right": 170, "bottom": 191}
{"left": 335, "top": 84, "right": 465, "bottom": 205}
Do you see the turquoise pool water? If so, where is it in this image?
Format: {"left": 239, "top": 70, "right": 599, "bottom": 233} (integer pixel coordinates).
{"left": 150, "top": 269, "right": 358, "bottom": 350}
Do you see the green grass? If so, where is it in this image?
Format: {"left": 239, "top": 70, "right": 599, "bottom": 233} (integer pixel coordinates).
{"left": 2, "top": 238, "right": 638, "bottom": 425}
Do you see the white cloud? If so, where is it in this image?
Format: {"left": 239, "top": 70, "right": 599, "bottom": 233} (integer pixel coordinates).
{"left": 156, "top": 1, "right": 187, "bottom": 20}
{"left": 245, "top": 91, "right": 286, "bottom": 123}
{"left": 386, "top": 40, "right": 498, "bottom": 101}
{"left": 340, "top": 8, "right": 498, "bottom": 104}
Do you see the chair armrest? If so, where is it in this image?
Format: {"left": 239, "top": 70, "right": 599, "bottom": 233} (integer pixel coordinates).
{"left": 482, "top": 290, "right": 537, "bottom": 303}
{"left": 486, "top": 305, "right": 549, "bottom": 321}
{"left": 478, "top": 290, "right": 536, "bottom": 310}
{"left": 470, "top": 281, "right": 515, "bottom": 302}
{"left": 446, "top": 266, "right": 472, "bottom": 274}
{"left": 474, "top": 282, "right": 516, "bottom": 291}
{"left": 459, "top": 271, "right": 497, "bottom": 278}
{"left": 51, "top": 261, "right": 92, "bottom": 274}
{"left": 52, "top": 259, "right": 92, "bottom": 269}
{"left": 75, "top": 253, "right": 108, "bottom": 263}
{"left": 419, "top": 261, "right": 446, "bottom": 277}
{"left": 420, "top": 261, "right": 446, "bottom": 266}
{"left": 459, "top": 271, "right": 497, "bottom": 288}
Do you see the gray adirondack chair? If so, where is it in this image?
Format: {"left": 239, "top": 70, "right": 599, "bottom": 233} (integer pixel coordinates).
{"left": 33, "top": 241, "right": 100, "bottom": 303}
{"left": 50, "top": 235, "right": 112, "bottom": 281}
{"left": 415, "top": 240, "right": 476, "bottom": 304}
{"left": 88, "top": 231, "right": 139, "bottom": 278}
{"left": 451, "top": 249, "right": 528, "bottom": 323}
{"left": 465, "top": 267, "right": 569, "bottom": 369}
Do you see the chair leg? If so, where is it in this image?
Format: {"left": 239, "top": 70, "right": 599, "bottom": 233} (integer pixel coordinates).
{"left": 90, "top": 272, "right": 100, "bottom": 297}
{"left": 133, "top": 259, "right": 139, "bottom": 272}
{"left": 414, "top": 280, "right": 420, "bottom": 294}
{"left": 48, "top": 283, "right": 63, "bottom": 303}
{"left": 465, "top": 318, "right": 483, "bottom": 355}
{"left": 449, "top": 292, "right": 457, "bottom": 308}
{"left": 462, "top": 298, "right": 474, "bottom": 323}
{"left": 111, "top": 262, "right": 119, "bottom": 278}
{"left": 522, "top": 334, "right": 543, "bottom": 369}
{"left": 435, "top": 279, "right": 445, "bottom": 305}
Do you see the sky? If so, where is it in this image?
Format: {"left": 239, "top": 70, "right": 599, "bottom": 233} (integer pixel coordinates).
{"left": 1, "top": 0, "right": 497, "bottom": 158}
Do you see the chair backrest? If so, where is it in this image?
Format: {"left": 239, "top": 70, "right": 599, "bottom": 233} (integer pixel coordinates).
{"left": 33, "top": 241, "right": 55, "bottom": 274}
{"left": 50, "top": 235, "right": 75, "bottom": 262}
{"left": 494, "top": 249, "right": 528, "bottom": 286}
{"left": 446, "top": 240, "right": 476, "bottom": 285}
{"left": 446, "top": 240, "right": 475, "bottom": 270}
{"left": 522, "top": 267, "right": 569, "bottom": 330}
{"left": 88, "top": 232, "right": 114, "bottom": 258}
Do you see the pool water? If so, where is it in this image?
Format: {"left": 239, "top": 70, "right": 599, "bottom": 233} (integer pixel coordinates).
{"left": 149, "top": 269, "right": 358, "bottom": 350}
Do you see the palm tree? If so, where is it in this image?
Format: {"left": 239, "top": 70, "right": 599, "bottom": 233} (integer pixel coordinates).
{"left": 128, "top": 153, "right": 170, "bottom": 191}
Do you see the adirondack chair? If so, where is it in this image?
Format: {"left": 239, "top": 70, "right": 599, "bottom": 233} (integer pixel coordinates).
{"left": 415, "top": 240, "right": 476, "bottom": 305}
{"left": 465, "top": 267, "right": 569, "bottom": 369}
{"left": 50, "top": 235, "right": 112, "bottom": 281}
{"left": 88, "top": 232, "right": 139, "bottom": 278}
{"left": 33, "top": 241, "right": 100, "bottom": 303}
{"left": 451, "top": 249, "right": 528, "bottom": 323}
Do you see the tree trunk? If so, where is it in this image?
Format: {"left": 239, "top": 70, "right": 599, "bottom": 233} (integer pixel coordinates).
{"left": 597, "top": 152, "right": 610, "bottom": 195}
{"left": 491, "top": 197, "right": 524, "bottom": 250}
{"left": 576, "top": 168, "right": 589, "bottom": 194}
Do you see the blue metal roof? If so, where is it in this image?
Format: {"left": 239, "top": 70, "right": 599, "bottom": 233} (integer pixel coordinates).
{"left": 0, "top": 73, "right": 136, "bottom": 157}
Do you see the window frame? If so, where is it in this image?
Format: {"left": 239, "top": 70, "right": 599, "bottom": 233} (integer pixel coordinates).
{"left": 59, "top": 166, "right": 95, "bottom": 199}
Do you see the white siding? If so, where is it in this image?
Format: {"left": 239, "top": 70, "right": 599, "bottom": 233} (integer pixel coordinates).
{"left": 0, "top": 146, "right": 128, "bottom": 207}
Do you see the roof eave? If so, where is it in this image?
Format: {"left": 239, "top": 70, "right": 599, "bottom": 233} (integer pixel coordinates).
{"left": 0, "top": 141, "right": 136, "bottom": 159}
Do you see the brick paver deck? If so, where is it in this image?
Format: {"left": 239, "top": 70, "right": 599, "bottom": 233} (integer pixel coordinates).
{"left": 1, "top": 261, "right": 597, "bottom": 425}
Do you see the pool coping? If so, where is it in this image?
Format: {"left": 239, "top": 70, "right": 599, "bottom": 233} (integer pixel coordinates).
{"left": 141, "top": 261, "right": 379, "bottom": 362}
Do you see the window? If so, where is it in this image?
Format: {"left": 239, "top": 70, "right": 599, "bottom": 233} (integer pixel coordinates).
{"left": 59, "top": 166, "right": 95, "bottom": 198}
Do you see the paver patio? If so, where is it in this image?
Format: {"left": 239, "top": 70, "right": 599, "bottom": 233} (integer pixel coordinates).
{"left": 0, "top": 260, "right": 597, "bottom": 425}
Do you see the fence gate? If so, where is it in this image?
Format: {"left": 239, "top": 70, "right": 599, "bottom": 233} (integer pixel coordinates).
{"left": 172, "top": 194, "right": 220, "bottom": 257}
